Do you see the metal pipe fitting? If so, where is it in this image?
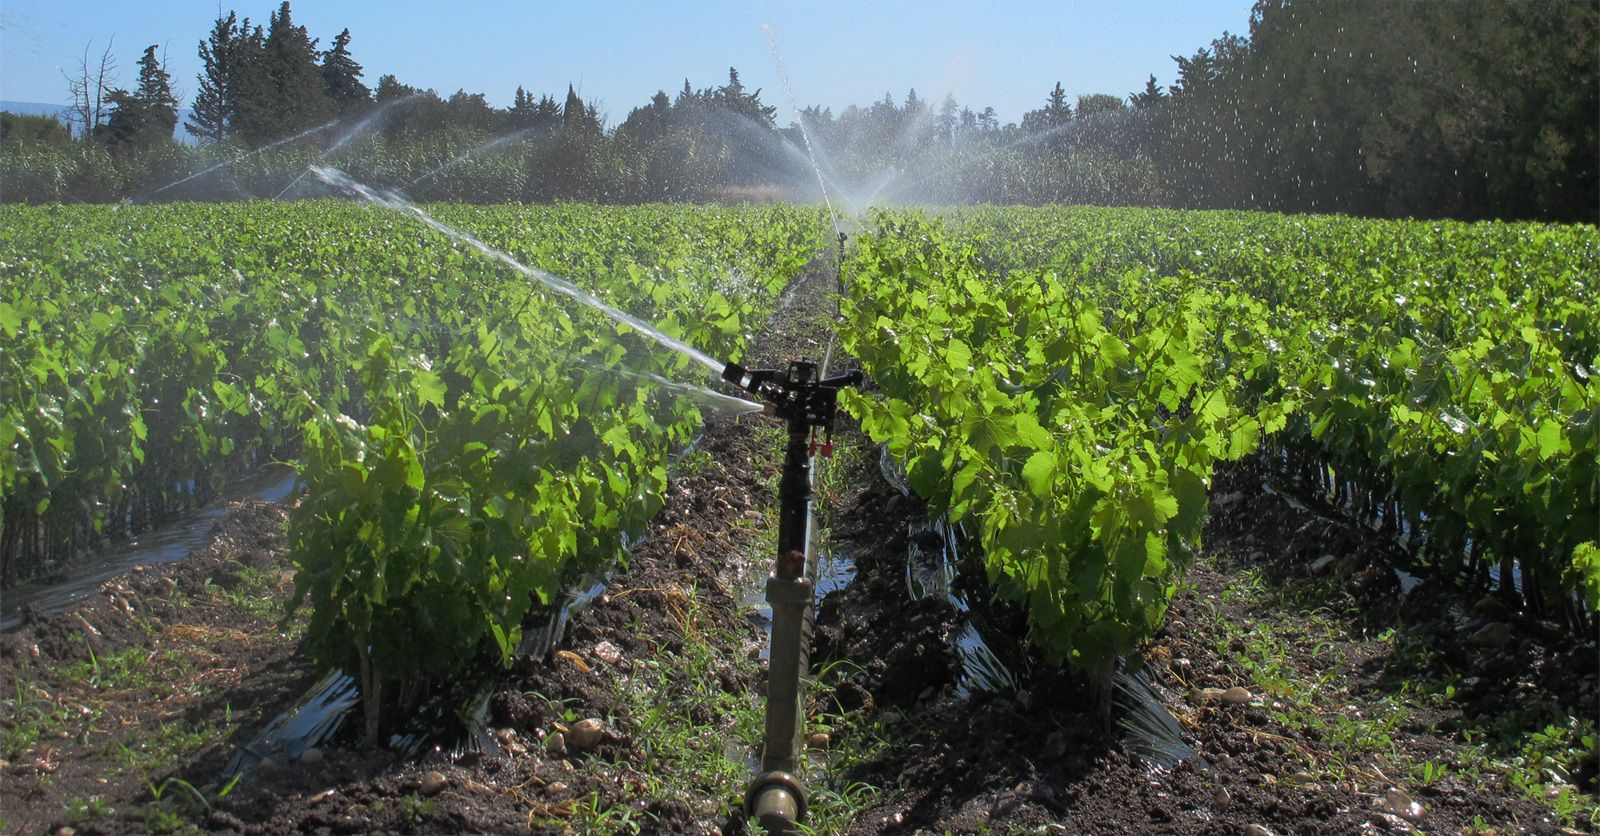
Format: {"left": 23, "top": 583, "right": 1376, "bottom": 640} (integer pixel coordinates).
{"left": 746, "top": 771, "right": 807, "bottom": 833}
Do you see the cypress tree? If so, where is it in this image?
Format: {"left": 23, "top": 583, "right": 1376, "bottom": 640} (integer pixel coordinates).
{"left": 101, "top": 45, "right": 178, "bottom": 151}
{"left": 320, "top": 28, "right": 369, "bottom": 116}
{"left": 262, "top": 2, "right": 329, "bottom": 138}
{"left": 186, "top": 13, "right": 237, "bottom": 143}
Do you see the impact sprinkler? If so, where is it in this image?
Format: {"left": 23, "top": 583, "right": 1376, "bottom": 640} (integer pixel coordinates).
{"left": 721, "top": 358, "right": 863, "bottom": 832}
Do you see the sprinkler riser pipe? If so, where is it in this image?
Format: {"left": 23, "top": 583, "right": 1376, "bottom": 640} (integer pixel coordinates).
{"left": 777, "top": 427, "right": 812, "bottom": 557}
{"left": 761, "top": 571, "right": 812, "bottom": 776}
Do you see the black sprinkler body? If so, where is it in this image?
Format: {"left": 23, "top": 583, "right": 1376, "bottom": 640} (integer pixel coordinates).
{"left": 722, "top": 358, "right": 861, "bottom": 831}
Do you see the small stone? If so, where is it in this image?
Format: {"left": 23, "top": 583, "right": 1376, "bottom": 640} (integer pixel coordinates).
{"left": 55, "top": 827, "right": 76, "bottom": 836}
{"left": 76, "top": 613, "right": 102, "bottom": 638}
{"left": 257, "top": 757, "right": 280, "bottom": 775}
{"left": 1378, "top": 787, "right": 1424, "bottom": 821}
{"left": 1310, "top": 554, "right": 1339, "bottom": 575}
{"left": 1292, "top": 770, "right": 1314, "bottom": 783}
{"left": 746, "top": 644, "right": 763, "bottom": 660}
{"left": 592, "top": 640, "right": 623, "bottom": 665}
{"left": 419, "top": 770, "right": 448, "bottom": 797}
{"left": 310, "top": 789, "right": 336, "bottom": 804}
{"left": 547, "top": 781, "right": 568, "bottom": 794}
{"left": 299, "top": 747, "right": 323, "bottom": 765}
{"left": 546, "top": 732, "right": 567, "bottom": 756}
{"left": 1543, "top": 783, "right": 1575, "bottom": 800}
{"left": 1470, "top": 621, "right": 1514, "bottom": 649}
{"left": 1213, "top": 786, "right": 1231, "bottom": 806}
{"left": 566, "top": 718, "right": 605, "bottom": 752}
{"left": 805, "top": 732, "right": 830, "bottom": 750}
{"left": 1471, "top": 594, "right": 1511, "bottom": 618}
{"left": 1244, "top": 826, "right": 1274, "bottom": 836}
{"left": 1221, "top": 686, "right": 1254, "bottom": 705}
{"left": 554, "top": 650, "right": 591, "bottom": 673}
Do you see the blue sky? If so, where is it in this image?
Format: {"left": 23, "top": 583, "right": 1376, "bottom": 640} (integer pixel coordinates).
{"left": 1, "top": 0, "right": 1255, "bottom": 126}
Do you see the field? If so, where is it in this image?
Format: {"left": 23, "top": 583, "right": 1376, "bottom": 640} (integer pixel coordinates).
{"left": 1, "top": 200, "right": 1596, "bottom": 833}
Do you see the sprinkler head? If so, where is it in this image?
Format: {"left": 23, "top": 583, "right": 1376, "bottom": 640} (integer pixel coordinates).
{"left": 721, "top": 359, "right": 863, "bottom": 430}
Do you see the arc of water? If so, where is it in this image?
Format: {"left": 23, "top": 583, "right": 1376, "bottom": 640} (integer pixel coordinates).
{"left": 408, "top": 127, "right": 540, "bottom": 190}
{"left": 309, "top": 166, "right": 754, "bottom": 395}
{"left": 576, "top": 359, "right": 762, "bottom": 415}
{"left": 762, "top": 23, "right": 843, "bottom": 240}
{"left": 136, "top": 119, "right": 340, "bottom": 201}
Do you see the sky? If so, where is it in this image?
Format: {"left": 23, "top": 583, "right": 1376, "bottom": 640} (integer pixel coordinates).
{"left": 0, "top": 0, "right": 1256, "bottom": 127}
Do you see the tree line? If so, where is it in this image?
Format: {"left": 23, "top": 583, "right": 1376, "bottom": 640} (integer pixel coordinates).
{"left": 0, "top": 0, "right": 1593, "bottom": 223}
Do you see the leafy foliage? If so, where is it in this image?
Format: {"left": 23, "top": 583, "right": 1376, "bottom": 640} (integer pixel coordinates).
{"left": 841, "top": 206, "right": 1599, "bottom": 675}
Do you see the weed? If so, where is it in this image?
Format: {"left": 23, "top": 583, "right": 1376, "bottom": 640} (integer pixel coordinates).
{"left": 140, "top": 775, "right": 238, "bottom": 834}
{"left": 61, "top": 795, "right": 114, "bottom": 822}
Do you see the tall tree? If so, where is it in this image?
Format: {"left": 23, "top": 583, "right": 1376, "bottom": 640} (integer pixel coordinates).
{"left": 186, "top": 14, "right": 238, "bottom": 143}
{"left": 1129, "top": 75, "right": 1164, "bottom": 109}
{"left": 1022, "top": 81, "right": 1072, "bottom": 133}
{"left": 259, "top": 2, "right": 329, "bottom": 139}
{"left": 100, "top": 44, "right": 178, "bottom": 152}
{"left": 225, "top": 19, "right": 274, "bottom": 143}
{"left": 1075, "top": 94, "right": 1124, "bottom": 120}
{"left": 715, "top": 67, "right": 776, "bottom": 126}
{"left": 320, "top": 28, "right": 369, "bottom": 116}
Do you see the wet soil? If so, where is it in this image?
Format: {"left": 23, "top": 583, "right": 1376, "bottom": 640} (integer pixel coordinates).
{"left": 3, "top": 258, "right": 1594, "bottom": 835}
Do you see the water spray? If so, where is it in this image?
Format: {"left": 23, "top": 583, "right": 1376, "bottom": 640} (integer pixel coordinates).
{"left": 408, "top": 127, "right": 539, "bottom": 190}
{"left": 134, "top": 119, "right": 340, "bottom": 201}
{"left": 309, "top": 165, "right": 739, "bottom": 382}
{"left": 721, "top": 357, "right": 862, "bottom": 831}
{"left": 763, "top": 23, "right": 843, "bottom": 240}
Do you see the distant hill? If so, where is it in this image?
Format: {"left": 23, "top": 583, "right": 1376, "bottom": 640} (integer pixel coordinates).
{"left": 1, "top": 100, "right": 200, "bottom": 145}
{"left": 1, "top": 101, "right": 69, "bottom": 120}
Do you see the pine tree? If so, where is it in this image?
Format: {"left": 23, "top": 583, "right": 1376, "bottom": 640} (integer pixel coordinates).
{"left": 186, "top": 13, "right": 237, "bottom": 143}
{"left": 227, "top": 19, "right": 273, "bottom": 143}
{"left": 101, "top": 45, "right": 178, "bottom": 151}
{"left": 320, "top": 28, "right": 369, "bottom": 116}
{"left": 561, "top": 84, "right": 598, "bottom": 133}
{"left": 261, "top": 2, "right": 329, "bottom": 139}
{"left": 715, "top": 67, "right": 776, "bottom": 126}
{"left": 1021, "top": 81, "right": 1072, "bottom": 133}
{"left": 1130, "top": 75, "right": 1164, "bottom": 110}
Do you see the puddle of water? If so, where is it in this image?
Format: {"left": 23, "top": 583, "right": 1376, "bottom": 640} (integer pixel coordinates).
{"left": 2, "top": 466, "right": 299, "bottom": 631}
{"left": 813, "top": 551, "right": 856, "bottom": 600}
